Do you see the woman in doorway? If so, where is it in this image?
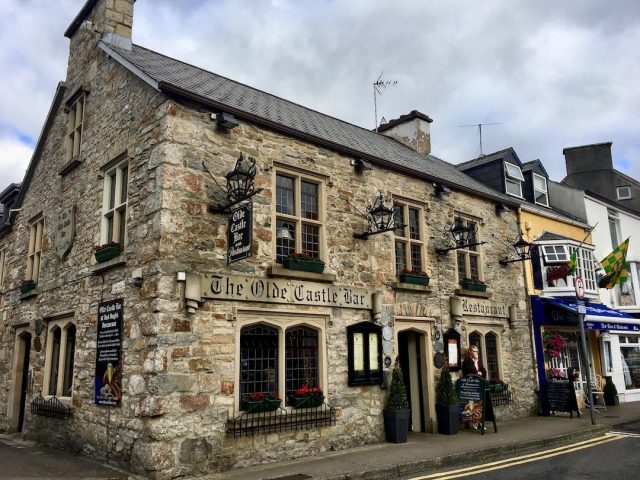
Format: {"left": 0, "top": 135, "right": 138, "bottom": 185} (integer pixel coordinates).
{"left": 462, "top": 345, "right": 487, "bottom": 378}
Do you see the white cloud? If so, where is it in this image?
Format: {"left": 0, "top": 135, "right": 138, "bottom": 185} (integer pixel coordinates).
{"left": 0, "top": 136, "right": 33, "bottom": 187}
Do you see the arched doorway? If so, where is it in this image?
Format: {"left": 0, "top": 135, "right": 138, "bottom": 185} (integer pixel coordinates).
{"left": 9, "top": 331, "right": 32, "bottom": 433}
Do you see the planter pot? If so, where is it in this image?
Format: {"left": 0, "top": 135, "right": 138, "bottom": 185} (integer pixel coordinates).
{"left": 489, "top": 383, "right": 508, "bottom": 394}
{"left": 436, "top": 404, "right": 460, "bottom": 435}
{"left": 383, "top": 408, "right": 411, "bottom": 443}
{"left": 95, "top": 244, "right": 122, "bottom": 263}
{"left": 603, "top": 376, "right": 619, "bottom": 406}
{"left": 283, "top": 256, "right": 325, "bottom": 273}
{"left": 461, "top": 280, "right": 487, "bottom": 292}
{"left": 19, "top": 281, "right": 37, "bottom": 294}
{"left": 288, "top": 393, "right": 324, "bottom": 409}
{"left": 399, "top": 273, "right": 430, "bottom": 286}
{"left": 241, "top": 397, "right": 281, "bottom": 413}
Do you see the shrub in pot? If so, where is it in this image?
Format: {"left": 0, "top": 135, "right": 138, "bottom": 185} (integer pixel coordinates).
{"left": 383, "top": 362, "right": 411, "bottom": 443}
{"left": 436, "top": 363, "right": 459, "bottom": 435}
{"left": 603, "top": 376, "right": 619, "bottom": 406}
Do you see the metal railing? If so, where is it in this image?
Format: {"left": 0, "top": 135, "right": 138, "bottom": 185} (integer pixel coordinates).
{"left": 30, "top": 393, "right": 72, "bottom": 419}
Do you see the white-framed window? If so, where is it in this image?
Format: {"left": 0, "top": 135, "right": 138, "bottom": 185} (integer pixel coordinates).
{"left": 27, "top": 215, "right": 44, "bottom": 283}
{"left": 274, "top": 169, "right": 324, "bottom": 264}
{"left": 468, "top": 329, "right": 502, "bottom": 382}
{"left": 0, "top": 245, "right": 5, "bottom": 288}
{"left": 620, "top": 335, "right": 640, "bottom": 389}
{"left": 504, "top": 162, "right": 524, "bottom": 198}
{"left": 65, "top": 94, "right": 85, "bottom": 161}
{"left": 456, "top": 216, "right": 482, "bottom": 282}
{"left": 608, "top": 209, "right": 622, "bottom": 249}
{"left": 101, "top": 159, "right": 129, "bottom": 246}
{"left": 539, "top": 243, "right": 597, "bottom": 294}
{"left": 541, "top": 245, "right": 569, "bottom": 264}
{"left": 236, "top": 313, "right": 328, "bottom": 411}
{"left": 393, "top": 200, "right": 425, "bottom": 275}
{"left": 43, "top": 318, "right": 77, "bottom": 398}
{"left": 533, "top": 173, "right": 549, "bottom": 206}
{"left": 617, "top": 186, "right": 632, "bottom": 200}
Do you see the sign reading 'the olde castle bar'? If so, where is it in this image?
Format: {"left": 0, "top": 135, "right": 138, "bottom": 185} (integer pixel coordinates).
{"left": 201, "top": 273, "right": 373, "bottom": 309}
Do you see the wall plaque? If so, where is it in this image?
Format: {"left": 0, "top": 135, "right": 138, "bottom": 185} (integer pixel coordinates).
{"left": 54, "top": 205, "right": 75, "bottom": 259}
{"left": 227, "top": 202, "right": 253, "bottom": 264}
{"left": 95, "top": 299, "right": 123, "bottom": 407}
{"left": 201, "top": 273, "right": 373, "bottom": 309}
{"left": 461, "top": 298, "right": 509, "bottom": 318}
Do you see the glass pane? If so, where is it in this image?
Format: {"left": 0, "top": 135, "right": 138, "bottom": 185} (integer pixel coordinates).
{"left": 276, "top": 175, "right": 295, "bottom": 215}
{"left": 301, "top": 224, "right": 320, "bottom": 258}
{"left": 108, "top": 172, "right": 116, "bottom": 210}
{"left": 505, "top": 163, "right": 524, "bottom": 181}
{"left": 533, "top": 174, "right": 547, "bottom": 192}
{"left": 535, "top": 191, "right": 549, "bottom": 206}
{"left": 393, "top": 203, "right": 405, "bottom": 237}
{"left": 621, "top": 346, "right": 640, "bottom": 389}
{"left": 467, "top": 221, "right": 477, "bottom": 250}
{"left": 505, "top": 179, "right": 522, "bottom": 197}
{"left": 240, "top": 325, "right": 279, "bottom": 401}
{"left": 470, "top": 255, "right": 480, "bottom": 281}
{"left": 457, "top": 252, "right": 466, "bottom": 282}
{"left": 469, "top": 332, "right": 482, "bottom": 364}
{"left": 485, "top": 333, "right": 499, "bottom": 381}
{"left": 285, "top": 327, "right": 319, "bottom": 403}
{"left": 410, "top": 244, "right": 422, "bottom": 272}
{"left": 409, "top": 208, "right": 420, "bottom": 240}
{"left": 63, "top": 325, "right": 76, "bottom": 396}
{"left": 300, "top": 181, "right": 318, "bottom": 220}
{"left": 276, "top": 219, "right": 295, "bottom": 264}
{"left": 120, "top": 166, "right": 129, "bottom": 204}
{"left": 49, "top": 328, "right": 62, "bottom": 396}
{"left": 395, "top": 241, "right": 407, "bottom": 275}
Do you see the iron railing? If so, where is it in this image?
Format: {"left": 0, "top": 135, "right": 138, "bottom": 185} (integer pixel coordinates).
{"left": 490, "top": 389, "right": 513, "bottom": 407}
{"left": 30, "top": 393, "right": 72, "bottom": 419}
{"left": 227, "top": 403, "right": 336, "bottom": 438}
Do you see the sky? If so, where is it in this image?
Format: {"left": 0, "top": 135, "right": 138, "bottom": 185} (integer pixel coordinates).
{"left": 1, "top": 0, "right": 639, "bottom": 189}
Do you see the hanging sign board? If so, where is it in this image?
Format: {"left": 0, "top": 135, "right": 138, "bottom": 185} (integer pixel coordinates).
{"left": 95, "top": 299, "right": 123, "bottom": 407}
{"left": 227, "top": 202, "right": 253, "bottom": 264}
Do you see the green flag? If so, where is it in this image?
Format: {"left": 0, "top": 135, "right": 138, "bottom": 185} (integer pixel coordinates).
{"left": 598, "top": 238, "right": 630, "bottom": 289}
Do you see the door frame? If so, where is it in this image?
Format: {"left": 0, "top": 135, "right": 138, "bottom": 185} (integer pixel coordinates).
{"left": 8, "top": 328, "right": 32, "bottom": 433}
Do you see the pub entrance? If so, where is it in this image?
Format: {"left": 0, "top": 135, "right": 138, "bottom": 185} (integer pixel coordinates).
{"left": 398, "top": 330, "right": 429, "bottom": 432}
{"left": 10, "top": 331, "right": 31, "bottom": 433}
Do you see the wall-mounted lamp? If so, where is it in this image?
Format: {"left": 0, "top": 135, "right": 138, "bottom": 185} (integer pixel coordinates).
{"left": 495, "top": 203, "right": 509, "bottom": 216}
{"left": 353, "top": 192, "right": 402, "bottom": 239}
{"left": 351, "top": 158, "right": 373, "bottom": 171}
{"left": 215, "top": 112, "right": 239, "bottom": 130}
{"left": 499, "top": 233, "right": 533, "bottom": 265}
{"left": 435, "top": 216, "right": 485, "bottom": 254}
{"left": 435, "top": 183, "right": 451, "bottom": 196}
{"left": 206, "top": 153, "right": 263, "bottom": 213}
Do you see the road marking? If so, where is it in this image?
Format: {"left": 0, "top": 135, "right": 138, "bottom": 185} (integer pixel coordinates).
{"left": 608, "top": 431, "right": 640, "bottom": 438}
{"left": 410, "top": 434, "right": 623, "bottom": 480}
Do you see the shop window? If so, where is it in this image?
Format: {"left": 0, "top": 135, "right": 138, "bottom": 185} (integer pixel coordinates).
{"left": 27, "top": 215, "right": 44, "bottom": 283}
{"left": 620, "top": 335, "right": 640, "bottom": 389}
{"left": 274, "top": 170, "right": 324, "bottom": 264}
{"left": 44, "top": 319, "right": 77, "bottom": 398}
{"left": 456, "top": 217, "right": 482, "bottom": 283}
{"left": 65, "top": 93, "right": 85, "bottom": 161}
{"left": 393, "top": 201, "right": 425, "bottom": 275}
{"left": 347, "top": 322, "right": 382, "bottom": 386}
{"left": 468, "top": 330, "right": 501, "bottom": 381}
{"left": 504, "top": 162, "right": 524, "bottom": 198}
{"left": 101, "top": 159, "right": 129, "bottom": 246}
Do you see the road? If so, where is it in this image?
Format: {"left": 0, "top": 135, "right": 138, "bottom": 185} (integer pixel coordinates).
{"left": 409, "top": 422, "right": 640, "bottom": 480}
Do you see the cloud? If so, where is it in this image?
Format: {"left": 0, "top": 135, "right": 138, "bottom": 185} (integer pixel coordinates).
{"left": 0, "top": 135, "right": 33, "bottom": 187}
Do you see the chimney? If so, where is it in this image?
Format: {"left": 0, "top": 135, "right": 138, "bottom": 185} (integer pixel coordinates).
{"left": 563, "top": 142, "right": 613, "bottom": 175}
{"left": 377, "top": 110, "right": 433, "bottom": 155}
{"left": 65, "top": 0, "right": 135, "bottom": 50}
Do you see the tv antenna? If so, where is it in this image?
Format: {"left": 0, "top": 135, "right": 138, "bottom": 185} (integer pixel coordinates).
{"left": 373, "top": 71, "right": 397, "bottom": 132}
{"left": 458, "top": 122, "right": 502, "bottom": 156}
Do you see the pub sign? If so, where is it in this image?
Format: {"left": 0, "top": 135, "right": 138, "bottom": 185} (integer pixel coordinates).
{"left": 95, "top": 299, "right": 123, "bottom": 406}
{"left": 227, "top": 202, "right": 253, "bottom": 264}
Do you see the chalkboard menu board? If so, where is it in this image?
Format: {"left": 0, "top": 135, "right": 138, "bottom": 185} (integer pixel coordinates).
{"left": 545, "top": 377, "right": 579, "bottom": 418}
{"left": 457, "top": 375, "right": 484, "bottom": 403}
{"left": 455, "top": 374, "right": 497, "bottom": 434}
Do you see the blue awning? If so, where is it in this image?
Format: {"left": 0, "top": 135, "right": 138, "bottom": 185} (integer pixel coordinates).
{"left": 540, "top": 296, "right": 640, "bottom": 332}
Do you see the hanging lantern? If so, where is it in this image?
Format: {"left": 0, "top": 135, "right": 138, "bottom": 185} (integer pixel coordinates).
{"left": 353, "top": 192, "right": 400, "bottom": 239}
{"left": 226, "top": 153, "right": 256, "bottom": 204}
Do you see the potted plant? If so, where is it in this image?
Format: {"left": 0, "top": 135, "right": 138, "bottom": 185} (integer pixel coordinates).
{"left": 94, "top": 242, "right": 122, "bottom": 263}
{"left": 288, "top": 384, "right": 324, "bottom": 408}
{"left": 489, "top": 378, "right": 508, "bottom": 394}
{"left": 283, "top": 252, "right": 325, "bottom": 273}
{"left": 19, "top": 279, "right": 37, "bottom": 294}
{"left": 241, "top": 392, "right": 281, "bottom": 413}
{"left": 461, "top": 278, "right": 487, "bottom": 292}
{"left": 399, "top": 269, "right": 430, "bottom": 286}
{"left": 603, "top": 376, "right": 619, "bottom": 406}
{"left": 383, "top": 362, "right": 411, "bottom": 443}
{"left": 435, "top": 363, "right": 459, "bottom": 435}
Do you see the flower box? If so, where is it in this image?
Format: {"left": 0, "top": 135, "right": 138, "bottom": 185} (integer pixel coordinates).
{"left": 399, "top": 271, "right": 430, "bottom": 286}
{"left": 94, "top": 243, "right": 122, "bottom": 263}
{"left": 241, "top": 393, "right": 281, "bottom": 413}
{"left": 461, "top": 278, "right": 487, "bottom": 292}
{"left": 20, "top": 280, "right": 37, "bottom": 294}
{"left": 489, "top": 382, "right": 508, "bottom": 394}
{"left": 283, "top": 254, "right": 325, "bottom": 273}
{"left": 288, "top": 385, "right": 324, "bottom": 408}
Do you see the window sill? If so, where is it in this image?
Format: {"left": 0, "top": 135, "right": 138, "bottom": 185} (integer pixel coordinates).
{"left": 455, "top": 288, "right": 492, "bottom": 299}
{"left": 91, "top": 254, "right": 126, "bottom": 274}
{"left": 392, "top": 282, "right": 433, "bottom": 293}
{"left": 43, "top": 395, "right": 73, "bottom": 406}
{"left": 20, "top": 288, "right": 39, "bottom": 301}
{"left": 58, "top": 156, "right": 82, "bottom": 176}
{"left": 267, "top": 266, "right": 336, "bottom": 283}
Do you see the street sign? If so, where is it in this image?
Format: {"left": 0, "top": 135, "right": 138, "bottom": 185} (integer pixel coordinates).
{"left": 574, "top": 276, "right": 585, "bottom": 299}
{"left": 577, "top": 301, "right": 586, "bottom": 314}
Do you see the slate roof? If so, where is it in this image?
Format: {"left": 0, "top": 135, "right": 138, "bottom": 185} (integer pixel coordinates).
{"left": 102, "top": 42, "right": 518, "bottom": 205}
{"left": 537, "top": 231, "right": 592, "bottom": 245}
{"left": 455, "top": 148, "right": 514, "bottom": 171}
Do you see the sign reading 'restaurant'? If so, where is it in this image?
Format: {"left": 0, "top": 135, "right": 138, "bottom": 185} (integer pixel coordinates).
{"left": 461, "top": 298, "right": 509, "bottom": 318}
{"left": 201, "top": 274, "right": 373, "bottom": 309}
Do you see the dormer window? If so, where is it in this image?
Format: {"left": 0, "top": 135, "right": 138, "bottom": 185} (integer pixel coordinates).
{"left": 533, "top": 173, "right": 549, "bottom": 207}
{"left": 617, "top": 186, "right": 632, "bottom": 200}
{"left": 504, "top": 163, "right": 524, "bottom": 198}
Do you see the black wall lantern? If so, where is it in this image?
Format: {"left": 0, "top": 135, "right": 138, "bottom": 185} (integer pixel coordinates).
{"left": 207, "top": 153, "right": 263, "bottom": 213}
{"left": 435, "top": 216, "right": 485, "bottom": 254}
{"left": 353, "top": 192, "right": 401, "bottom": 239}
{"left": 499, "top": 233, "right": 533, "bottom": 265}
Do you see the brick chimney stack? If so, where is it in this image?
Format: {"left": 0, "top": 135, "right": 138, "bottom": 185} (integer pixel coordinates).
{"left": 377, "top": 110, "right": 433, "bottom": 156}
{"left": 65, "top": 0, "right": 135, "bottom": 49}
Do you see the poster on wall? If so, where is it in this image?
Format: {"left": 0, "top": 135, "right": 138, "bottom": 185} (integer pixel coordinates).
{"left": 227, "top": 202, "right": 253, "bottom": 264}
{"left": 95, "top": 298, "right": 123, "bottom": 406}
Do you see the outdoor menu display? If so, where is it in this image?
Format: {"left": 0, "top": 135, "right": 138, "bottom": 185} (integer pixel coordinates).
{"left": 455, "top": 374, "right": 497, "bottom": 434}
{"left": 95, "top": 299, "right": 123, "bottom": 406}
{"left": 545, "top": 376, "right": 579, "bottom": 418}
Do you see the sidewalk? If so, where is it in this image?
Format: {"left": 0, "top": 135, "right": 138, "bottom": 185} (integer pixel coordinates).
{"left": 199, "top": 402, "right": 640, "bottom": 480}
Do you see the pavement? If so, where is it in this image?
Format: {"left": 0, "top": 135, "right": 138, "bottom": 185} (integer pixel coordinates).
{"left": 1, "top": 402, "right": 639, "bottom": 480}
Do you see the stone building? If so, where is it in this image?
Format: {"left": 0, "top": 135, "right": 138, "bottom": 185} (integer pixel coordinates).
{"left": 1, "top": 1, "right": 536, "bottom": 477}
